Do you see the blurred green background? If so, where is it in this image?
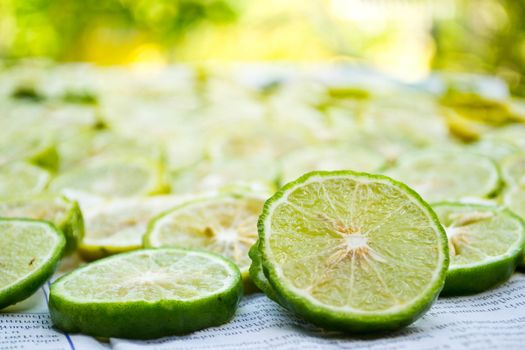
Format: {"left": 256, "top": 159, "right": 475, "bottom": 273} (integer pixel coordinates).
{"left": 1, "top": 0, "right": 524, "bottom": 95}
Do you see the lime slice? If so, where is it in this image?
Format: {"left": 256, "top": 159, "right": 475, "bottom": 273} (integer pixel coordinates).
{"left": 0, "top": 162, "right": 50, "bottom": 198}
{"left": 50, "top": 157, "right": 169, "bottom": 198}
{"left": 0, "top": 219, "right": 65, "bottom": 309}
{"left": 484, "top": 124, "right": 525, "bottom": 151}
{"left": 49, "top": 248, "right": 242, "bottom": 339}
{"left": 0, "top": 134, "right": 58, "bottom": 171}
{"left": 57, "top": 129, "right": 162, "bottom": 171}
{"left": 468, "top": 139, "right": 519, "bottom": 162}
{"left": 0, "top": 195, "right": 83, "bottom": 254}
{"left": 279, "top": 145, "right": 384, "bottom": 185}
{"left": 258, "top": 170, "right": 449, "bottom": 332}
{"left": 501, "top": 153, "right": 525, "bottom": 186}
{"left": 433, "top": 202, "right": 525, "bottom": 295}
{"left": 145, "top": 195, "right": 263, "bottom": 287}
{"left": 79, "top": 197, "right": 186, "bottom": 260}
{"left": 170, "top": 158, "right": 278, "bottom": 197}
{"left": 386, "top": 150, "right": 501, "bottom": 202}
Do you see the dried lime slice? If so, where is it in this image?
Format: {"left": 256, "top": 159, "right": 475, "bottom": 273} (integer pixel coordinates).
{"left": 79, "top": 196, "right": 185, "bottom": 260}
{"left": 258, "top": 171, "right": 448, "bottom": 332}
{"left": 386, "top": 150, "right": 501, "bottom": 202}
{"left": 0, "top": 219, "right": 65, "bottom": 309}
{"left": 49, "top": 248, "right": 242, "bottom": 339}
{"left": 279, "top": 145, "right": 384, "bottom": 185}
{"left": 0, "top": 135, "right": 58, "bottom": 171}
{"left": 50, "top": 157, "right": 169, "bottom": 198}
{"left": 0, "top": 162, "right": 50, "bottom": 198}
{"left": 433, "top": 202, "right": 525, "bottom": 295}
{"left": 501, "top": 153, "right": 525, "bottom": 186}
{"left": 145, "top": 195, "right": 263, "bottom": 287}
{"left": 0, "top": 195, "right": 83, "bottom": 254}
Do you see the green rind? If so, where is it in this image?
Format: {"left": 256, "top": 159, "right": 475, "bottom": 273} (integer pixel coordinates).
{"left": 248, "top": 241, "right": 279, "bottom": 302}
{"left": 49, "top": 248, "right": 243, "bottom": 339}
{"left": 433, "top": 202, "right": 525, "bottom": 296}
{"left": 442, "top": 255, "right": 521, "bottom": 296}
{"left": 0, "top": 219, "right": 66, "bottom": 309}
{"left": 57, "top": 198, "right": 85, "bottom": 255}
{"left": 28, "top": 142, "right": 60, "bottom": 173}
{"left": 258, "top": 170, "right": 449, "bottom": 333}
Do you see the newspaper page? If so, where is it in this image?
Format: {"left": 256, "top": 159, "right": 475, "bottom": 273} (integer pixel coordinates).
{"left": 2, "top": 274, "right": 525, "bottom": 350}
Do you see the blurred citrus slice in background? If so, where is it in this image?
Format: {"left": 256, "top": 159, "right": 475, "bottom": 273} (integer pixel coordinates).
{"left": 145, "top": 194, "right": 264, "bottom": 290}
{"left": 433, "top": 202, "right": 525, "bottom": 295}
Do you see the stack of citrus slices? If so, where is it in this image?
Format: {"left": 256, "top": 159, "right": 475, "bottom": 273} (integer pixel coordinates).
{"left": 1, "top": 63, "right": 525, "bottom": 339}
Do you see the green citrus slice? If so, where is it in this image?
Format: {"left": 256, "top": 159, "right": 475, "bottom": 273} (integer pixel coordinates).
{"left": 0, "top": 218, "right": 65, "bottom": 309}
{"left": 386, "top": 150, "right": 501, "bottom": 202}
{"left": 49, "top": 248, "right": 242, "bottom": 339}
{"left": 144, "top": 195, "right": 263, "bottom": 287}
{"left": 79, "top": 197, "right": 186, "bottom": 260}
{"left": 0, "top": 135, "right": 58, "bottom": 171}
{"left": 467, "top": 139, "right": 519, "bottom": 162}
{"left": 258, "top": 170, "right": 449, "bottom": 332}
{"left": 50, "top": 157, "right": 169, "bottom": 198}
{"left": 170, "top": 158, "right": 278, "bottom": 197}
{"left": 0, "top": 195, "right": 83, "bottom": 254}
{"left": 433, "top": 202, "right": 525, "bottom": 295}
{"left": 501, "top": 153, "right": 525, "bottom": 186}
{"left": 279, "top": 145, "right": 384, "bottom": 185}
{"left": 0, "top": 162, "right": 50, "bottom": 198}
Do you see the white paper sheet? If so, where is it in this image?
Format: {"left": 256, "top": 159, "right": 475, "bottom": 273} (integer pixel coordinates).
{"left": 2, "top": 274, "right": 525, "bottom": 350}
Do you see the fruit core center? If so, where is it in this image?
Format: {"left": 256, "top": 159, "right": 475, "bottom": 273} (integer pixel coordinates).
{"left": 213, "top": 227, "right": 238, "bottom": 243}
{"left": 346, "top": 234, "right": 368, "bottom": 250}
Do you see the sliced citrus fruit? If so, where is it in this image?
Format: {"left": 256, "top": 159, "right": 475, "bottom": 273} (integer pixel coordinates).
{"left": 468, "top": 139, "right": 519, "bottom": 162}
{"left": 0, "top": 162, "right": 50, "bottom": 198}
{"left": 386, "top": 150, "right": 501, "bottom": 202}
{"left": 279, "top": 144, "right": 384, "bottom": 185}
{"left": 0, "top": 195, "right": 83, "bottom": 254}
{"left": 50, "top": 157, "right": 169, "bottom": 198}
{"left": 433, "top": 202, "right": 525, "bottom": 295}
{"left": 0, "top": 218, "right": 65, "bottom": 309}
{"left": 0, "top": 134, "right": 59, "bottom": 171}
{"left": 170, "top": 157, "right": 278, "bottom": 197}
{"left": 258, "top": 170, "right": 449, "bottom": 332}
{"left": 144, "top": 195, "right": 264, "bottom": 288}
{"left": 79, "top": 196, "right": 186, "bottom": 260}
{"left": 501, "top": 153, "right": 525, "bottom": 186}
{"left": 484, "top": 124, "right": 525, "bottom": 151}
{"left": 49, "top": 248, "right": 242, "bottom": 339}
